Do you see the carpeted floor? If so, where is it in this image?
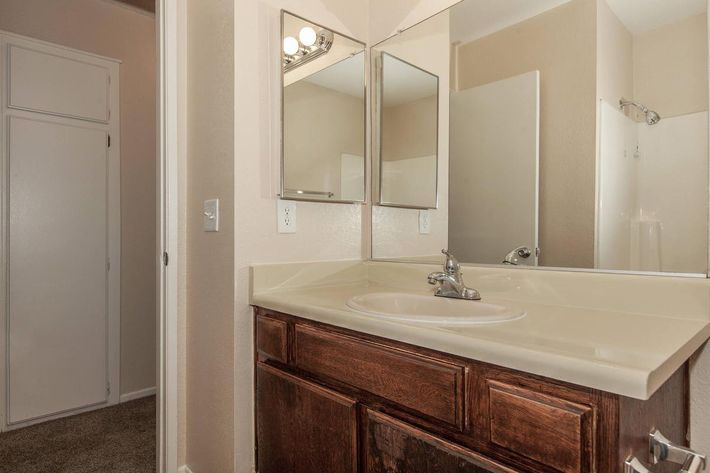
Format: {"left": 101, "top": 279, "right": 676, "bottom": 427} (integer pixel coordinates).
{"left": 0, "top": 396, "right": 156, "bottom": 473}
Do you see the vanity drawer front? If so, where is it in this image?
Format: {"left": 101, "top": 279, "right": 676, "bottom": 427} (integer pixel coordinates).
{"left": 256, "top": 314, "right": 288, "bottom": 363}
{"left": 294, "top": 324, "right": 466, "bottom": 428}
{"left": 483, "top": 380, "right": 594, "bottom": 473}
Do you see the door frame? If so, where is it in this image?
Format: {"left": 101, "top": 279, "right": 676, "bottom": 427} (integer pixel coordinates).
{"left": 0, "top": 30, "right": 121, "bottom": 430}
{"left": 157, "top": 0, "right": 183, "bottom": 471}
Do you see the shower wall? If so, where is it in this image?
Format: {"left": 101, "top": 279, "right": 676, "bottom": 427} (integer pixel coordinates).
{"left": 595, "top": 3, "right": 708, "bottom": 273}
{"left": 598, "top": 104, "right": 708, "bottom": 273}
{"left": 636, "top": 111, "right": 708, "bottom": 273}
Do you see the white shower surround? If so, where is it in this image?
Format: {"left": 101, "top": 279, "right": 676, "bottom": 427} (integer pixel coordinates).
{"left": 597, "top": 102, "right": 708, "bottom": 274}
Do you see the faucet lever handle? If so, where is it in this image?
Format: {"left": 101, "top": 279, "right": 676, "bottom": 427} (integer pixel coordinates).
{"left": 441, "top": 249, "right": 460, "bottom": 273}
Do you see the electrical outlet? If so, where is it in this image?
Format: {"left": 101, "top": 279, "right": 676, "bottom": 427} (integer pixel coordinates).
{"left": 419, "top": 210, "right": 431, "bottom": 234}
{"left": 278, "top": 200, "right": 297, "bottom": 233}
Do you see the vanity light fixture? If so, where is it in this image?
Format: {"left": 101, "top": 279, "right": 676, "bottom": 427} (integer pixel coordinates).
{"left": 299, "top": 26, "right": 317, "bottom": 47}
{"left": 283, "top": 36, "right": 300, "bottom": 56}
{"left": 282, "top": 27, "right": 334, "bottom": 72}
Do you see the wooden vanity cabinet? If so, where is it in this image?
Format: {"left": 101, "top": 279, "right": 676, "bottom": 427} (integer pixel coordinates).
{"left": 254, "top": 308, "right": 689, "bottom": 473}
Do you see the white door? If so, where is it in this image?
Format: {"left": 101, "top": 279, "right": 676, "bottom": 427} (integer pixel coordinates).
{"left": 1, "top": 33, "right": 120, "bottom": 428}
{"left": 8, "top": 117, "right": 109, "bottom": 424}
{"left": 449, "top": 71, "right": 540, "bottom": 265}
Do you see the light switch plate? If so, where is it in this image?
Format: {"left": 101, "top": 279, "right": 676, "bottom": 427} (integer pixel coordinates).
{"left": 419, "top": 210, "right": 431, "bottom": 234}
{"left": 278, "top": 200, "right": 297, "bottom": 233}
{"left": 203, "top": 199, "right": 219, "bottom": 232}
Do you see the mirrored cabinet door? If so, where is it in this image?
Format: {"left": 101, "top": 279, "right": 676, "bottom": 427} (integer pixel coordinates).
{"left": 370, "top": 0, "right": 709, "bottom": 276}
{"left": 377, "top": 53, "right": 439, "bottom": 209}
{"left": 281, "top": 11, "right": 366, "bottom": 203}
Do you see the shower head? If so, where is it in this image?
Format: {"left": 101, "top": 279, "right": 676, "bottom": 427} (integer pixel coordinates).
{"left": 619, "top": 99, "right": 661, "bottom": 125}
{"left": 645, "top": 110, "right": 661, "bottom": 125}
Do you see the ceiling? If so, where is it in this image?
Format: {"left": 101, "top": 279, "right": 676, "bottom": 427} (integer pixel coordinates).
{"left": 450, "top": 0, "right": 573, "bottom": 44}
{"left": 116, "top": 0, "right": 155, "bottom": 13}
{"left": 605, "top": 0, "right": 707, "bottom": 34}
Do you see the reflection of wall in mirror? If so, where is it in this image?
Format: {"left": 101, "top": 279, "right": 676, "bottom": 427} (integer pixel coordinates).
{"left": 283, "top": 81, "right": 364, "bottom": 200}
{"left": 454, "top": 0, "right": 597, "bottom": 268}
{"left": 596, "top": 2, "right": 708, "bottom": 274}
{"left": 381, "top": 93, "right": 438, "bottom": 207}
{"left": 381, "top": 156, "right": 437, "bottom": 206}
{"left": 372, "top": 11, "right": 450, "bottom": 259}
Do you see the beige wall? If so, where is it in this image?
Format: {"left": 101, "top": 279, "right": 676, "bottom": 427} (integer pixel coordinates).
{"left": 633, "top": 13, "right": 708, "bottom": 119}
{"left": 455, "top": 0, "right": 598, "bottom": 268}
{"left": 382, "top": 95, "right": 438, "bottom": 161}
{"left": 184, "top": 0, "right": 235, "bottom": 471}
{"left": 284, "top": 81, "right": 365, "bottom": 199}
{"left": 231, "top": 1, "right": 369, "bottom": 471}
{"left": 0, "top": 0, "right": 157, "bottom": 395}
{"left": 596, "top": 0, "right": 633, "bottom": 106}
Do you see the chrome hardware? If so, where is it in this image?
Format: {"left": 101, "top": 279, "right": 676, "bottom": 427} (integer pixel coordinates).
{"left": 282, "top": 188, "right": 334, "bottom": 198}
{"left": 502, "top": 246, "right": 533, "bottom": 265}
{"left": 650, "top": 430, "right": 706, "bottom": 473}
{"left": 427, "top": 249, "right": 481, "bottom": 301}
{"left": 625, "top": 457, "right": 652, "bottom": 473}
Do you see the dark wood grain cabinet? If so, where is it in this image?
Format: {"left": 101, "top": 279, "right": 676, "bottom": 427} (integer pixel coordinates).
{"left": 256, "top": 363, "right": 358, "bottom": 473}
{"left": 254, "top": 308, "right": 689, "bottom": 473}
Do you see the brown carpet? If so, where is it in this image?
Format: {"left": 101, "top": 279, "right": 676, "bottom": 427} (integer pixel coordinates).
{"left": 0, "top": 396, "right": 156, "bottom": 473}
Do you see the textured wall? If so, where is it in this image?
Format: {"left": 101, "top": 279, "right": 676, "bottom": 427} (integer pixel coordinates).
{"left": 185, "top": 0, "right": 235, "bottom": 471}
{"left": 0, "top": 0, "right": 157, "bottom": 396}
{"left": 233, "top": 1, "right": 368, "bottom": 472}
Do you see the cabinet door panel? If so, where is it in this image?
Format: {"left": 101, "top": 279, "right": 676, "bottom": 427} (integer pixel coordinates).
{"left": 365, "top": 410, "right": 517, "bottom": 473}
{"left": 256, "top": 363, "right": 357, "bottom": 473}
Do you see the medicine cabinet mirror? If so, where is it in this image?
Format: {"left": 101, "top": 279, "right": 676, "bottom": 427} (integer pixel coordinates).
{"left": 376, "top": 52, "right": 439, "bottom": 209}
{"left": 281, "top": 11, "right": 366, "bottom": 203}
{"left": 371, "top": 0, "right": 710, "bottom": 276}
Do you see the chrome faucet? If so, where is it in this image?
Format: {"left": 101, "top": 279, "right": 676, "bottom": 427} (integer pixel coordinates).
{"left": 502, "top": 246, "right": 533, "bottom": 265}
{"left": 427, "top": 249, "right": 481, "bottom": 301}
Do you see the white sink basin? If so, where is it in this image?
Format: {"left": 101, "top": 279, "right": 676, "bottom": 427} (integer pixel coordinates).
{"left": 346, "top": 292, "right": 525, "bottom": 325}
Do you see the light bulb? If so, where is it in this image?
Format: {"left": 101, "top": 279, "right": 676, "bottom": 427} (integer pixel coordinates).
{"left": 299, "top": 27, "right": 317, "bottom": 47}
{"left": 283, "top": 36, "right": 299, "bottom": 56}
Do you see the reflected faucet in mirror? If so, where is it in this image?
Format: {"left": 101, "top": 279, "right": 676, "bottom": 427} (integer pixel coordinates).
{"left": 428, "top": 250, "right": 481, "bottom": 301}
{"left": 502, "top": 246, "right": 533, "bottom": 265}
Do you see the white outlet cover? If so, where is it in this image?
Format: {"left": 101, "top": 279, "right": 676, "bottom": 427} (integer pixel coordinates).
{"left": 203, "top": 199, "right": 219, "bottom": 232}
{"left": 419, "top": 210, "right": 431, "bottom": 234}
{"left": 278, "top": 200, "right": 297, "bottom": 233}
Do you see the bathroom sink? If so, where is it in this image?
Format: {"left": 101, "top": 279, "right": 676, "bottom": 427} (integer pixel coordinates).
{"left": 346, "top": 292, "right": 525, "bottom": 325}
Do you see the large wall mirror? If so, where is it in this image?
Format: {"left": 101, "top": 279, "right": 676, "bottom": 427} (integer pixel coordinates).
{"left": 281, "top": 12, "right": 366, "bottom": 203}
{"left": 371, "top": 0, "right": 709, "bottom": 276}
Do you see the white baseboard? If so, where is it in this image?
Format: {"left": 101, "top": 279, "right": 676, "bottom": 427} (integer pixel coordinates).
{"left": 178, "top": 466, "right": 194, "bottom": 473}
{"left": 119, "top": 386, "right": 156, "bottom": 403}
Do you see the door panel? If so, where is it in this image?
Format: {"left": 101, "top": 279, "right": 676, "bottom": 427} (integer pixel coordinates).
{"left": 8, "top": 116, "right": 109, "bottom": 424}
{"left": 449, "top": 71, "right": 539, "bottom": 265}
{"left": 256, "top": 363, "right": 358, "bottom": 473}
{"left": 364, "top": 410, "right": 517, "bottom": 473}
{"left": 8, "top": 45, "right": 110, "bottom": 123}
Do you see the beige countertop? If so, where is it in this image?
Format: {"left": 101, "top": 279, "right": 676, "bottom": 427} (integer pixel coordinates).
{"left": 251, "top": 261, "right": 710, "bottom": 400}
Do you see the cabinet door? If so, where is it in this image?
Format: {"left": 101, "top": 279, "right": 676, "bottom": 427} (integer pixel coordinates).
{"left": 256, "top": 363, "right": 358, "bottom": 473}
{"left": 364, "top": 410, "right": 517, "bottom": 473}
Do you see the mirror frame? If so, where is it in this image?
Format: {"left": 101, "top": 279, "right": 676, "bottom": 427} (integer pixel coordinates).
{"left": 367, "top": 4, "right": 710, "bottom": 280}
{"left": 375, "top": 51, "right": 440, "bottom": 210}
{"left": 280, "top": 10, "right": 368, "bottom": 205}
